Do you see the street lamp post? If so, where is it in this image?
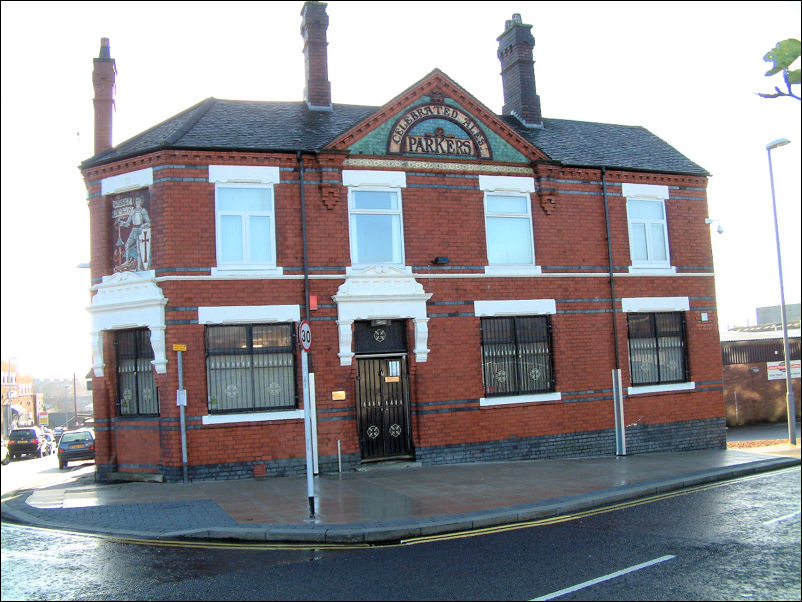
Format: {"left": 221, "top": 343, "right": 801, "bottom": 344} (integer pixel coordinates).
{"left": 766, "top": 137, "right": 797, "bottom": 446}
{"left": 3, "top": 358, "right": 15, "bottom": 437}
{"left": 63, "top": 384, "right": 72, "bottom": 428}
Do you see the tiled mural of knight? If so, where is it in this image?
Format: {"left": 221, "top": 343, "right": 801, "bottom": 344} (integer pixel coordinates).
{"left": 111, "top": 190, "right": 151, "bottom": 272}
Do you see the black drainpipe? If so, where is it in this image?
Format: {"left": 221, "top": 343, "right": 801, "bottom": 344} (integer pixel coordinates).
{"left": 297, "top": 151, "right": 313, "bottom": 371}
{"left": 602, "top": 167, "right": 621, "bottom": 370}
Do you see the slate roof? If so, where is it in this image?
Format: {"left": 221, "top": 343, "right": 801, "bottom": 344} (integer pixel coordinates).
{"left": 502, "top": 116, "right": 709, "bottom": 176}
{"left": 81, "top": 97, "right": 708, "bottom": 176}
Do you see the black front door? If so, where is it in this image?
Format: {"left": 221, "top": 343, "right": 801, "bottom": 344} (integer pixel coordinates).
{"left": 355, "top": 356, "right": 412, "bottom": 459}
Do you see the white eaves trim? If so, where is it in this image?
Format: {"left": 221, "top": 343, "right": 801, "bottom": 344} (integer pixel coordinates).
{"left": 342, "top": 169, "right": 406, "bottom": 188}
{"left": 480, "top": 392, "right": 561, "bottom": 406}
{"left": 101, "top": 168, "right": 153, "bottom": 195}
{"left": 621, "top": 183, "right": 669, "bottom": 200}
{"left": 474, "top": 299, "right": 556, "bottom": 316}
{"left": 202, "top": 409, "right": 304, "bottom": 425}
{"left": 628, "top": 382, "right": 696, "bottom": 396}
{"left": 208, "top": 165, "right": 280, "bottom": 184}
{"left": 198, "top": 304, "right": 301, "bottom": 324}
{"left": 478, "top": 175, "right": 536, "bottom": 193}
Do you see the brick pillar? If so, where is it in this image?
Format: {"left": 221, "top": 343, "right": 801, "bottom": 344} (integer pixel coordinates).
{"left": 497, "top": 14, "right": 542, "bottom": 128}
{"left": 301, "top": 2, "right": 332, "bottom": 111}
{"left": 92, "top": 38, "right": 116, "bottom": 155}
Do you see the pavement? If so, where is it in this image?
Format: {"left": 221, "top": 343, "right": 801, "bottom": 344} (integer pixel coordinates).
{"left": 1, "top": 425, "right": 799, "bottom": 545}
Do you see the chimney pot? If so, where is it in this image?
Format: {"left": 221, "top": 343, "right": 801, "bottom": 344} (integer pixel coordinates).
{"left": 301, "top": 1, "right": 332, "bottom": 111}
{"left": 99, "top": 37, "right": 111, "bottom": 59}
{"left": 497, "top": 14, "right": 543, "bottom": 128}
{"left": 92, "top": 37, "right": 116, "bottom": 154}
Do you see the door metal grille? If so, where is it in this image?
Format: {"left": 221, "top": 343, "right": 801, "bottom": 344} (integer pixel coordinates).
{"left": 355, "top": 356, "right": 411, "bottom": 459}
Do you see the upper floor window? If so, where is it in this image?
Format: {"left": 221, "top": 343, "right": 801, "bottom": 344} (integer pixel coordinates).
{"left": 115, "top": 328, "right": 159, "bottom": 416}
{"left": 627, "top": 312, "right": 688, "bottom": 386}
{"left": 348, "top": 188, "right": 405, "bottom": 266}
{"left": 205, "top": 323, "right": 297, "bottom": 413}
{"left": 342, "top": 171, "right": 407, "bottom": 269}
{"left": 209, "top": 165, "right": 280, "bottom": 272}
{"left": 216, "top": 184, "right": 276, "bottom": 268}
{"left": 623, "top": 183, "right": 672, "bottom": 272}
{"left": 478, "top": 175, "right": 538, "bottom": 274}
{"left": 484, "top": 192, "right": 535, "bottom": 266}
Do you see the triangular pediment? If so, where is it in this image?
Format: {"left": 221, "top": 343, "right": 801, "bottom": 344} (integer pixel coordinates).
{"left": 326, "top": 70, "right": 549, "bottom": 164}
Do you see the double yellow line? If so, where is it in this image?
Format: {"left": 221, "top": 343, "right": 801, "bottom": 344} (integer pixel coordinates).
{"left": 401, "top": 469, "right": 796, "bottom": 545}
{"left": 7, "top": 468, "right": 795, "bottom": 550}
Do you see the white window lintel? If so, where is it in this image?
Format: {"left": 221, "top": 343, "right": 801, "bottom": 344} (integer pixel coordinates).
{"left": 479, "top": 175, "right": 536, "bottom": 193}
{"left": 621, "top": 297, "right": 690, "bottom": 313}
{"left": 621, "top": 183, "right": 669, "bottom": 200}
{"left": 475, "top": 299, "right": 556, "bottom": 316}
{"left": 209, "top": 165, "right": 280, "bottom": 184}
{"left": 101, "top": 168, "right": 154, "bottom": 195}
{"left": 198, "top": 305, "right": 301, "bottom": 324}
{"left": 342, "top": 169, "right": 406, "bottom": 188}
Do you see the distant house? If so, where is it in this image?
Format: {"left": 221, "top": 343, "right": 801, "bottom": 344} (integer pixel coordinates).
{"left": 721, "top": 322, "right": 801, "bottom": 426}
{"left": 80, "top": 3, "right": 725, "bottom": 482}
{"left": 2, "top": 361, "right": 38, "bottom": 435}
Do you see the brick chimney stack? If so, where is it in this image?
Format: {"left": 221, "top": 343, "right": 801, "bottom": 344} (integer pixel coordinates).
{"left": 301, "top": 1, "right": 332, "bottom": 111}
{"left": 497, "top": 14, "right": 542, "bottom": 128}
{"left": 92, "top": 37, "right": 116, "bottom": 155}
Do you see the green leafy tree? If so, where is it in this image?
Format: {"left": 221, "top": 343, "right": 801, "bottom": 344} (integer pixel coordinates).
{"left": 759, "top": 38, "right": 801, "bottom": 101}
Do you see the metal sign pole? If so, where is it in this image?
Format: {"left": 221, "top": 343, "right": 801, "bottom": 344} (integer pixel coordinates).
{"left": 612, "top": 368, "right": 626, "bottom": 456}
{"left": 175, "top": 346, "right": 189, "bottom": 483}
{"left": 302, "top": 348, "right": 315, "bottom": 516}
{"left": 299, "top": 321, "right": 315, "bottom": 516}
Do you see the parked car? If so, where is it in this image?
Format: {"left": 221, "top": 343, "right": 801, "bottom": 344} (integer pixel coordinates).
{"left": 57, "top": 429, "right": 95, "bottom": 469}
{"left": 1, "top": 440, "right": 9, "bottom": 465}
{"left": 53, "top": 427, "right": 67, "bottom": 442}
{"left": 7, "top": 426, "right": 50, "bottom": 459}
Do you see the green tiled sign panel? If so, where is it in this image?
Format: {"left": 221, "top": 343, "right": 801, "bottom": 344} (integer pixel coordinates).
{"left": 348, "top": 97, "right": 528, "bottom": 163}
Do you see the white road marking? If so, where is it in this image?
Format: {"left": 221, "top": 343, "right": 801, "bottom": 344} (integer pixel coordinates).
{"left": 763, "top": 510, "right": 801, "bottom": 525}
{"left": 531, "top": 555, "right": 676, "bottom": 601}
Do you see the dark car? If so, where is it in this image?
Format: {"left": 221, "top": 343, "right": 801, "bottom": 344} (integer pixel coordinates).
{"left": 7, "top": 427, "right": 50, "bottom": 459}
{"left": 57, "top": 429, "right": 95, "bottom": 469}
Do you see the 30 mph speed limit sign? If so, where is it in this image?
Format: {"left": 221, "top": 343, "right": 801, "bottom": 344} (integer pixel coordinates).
{"left": 299, "top": 320, "right": 312, "bottom": 352}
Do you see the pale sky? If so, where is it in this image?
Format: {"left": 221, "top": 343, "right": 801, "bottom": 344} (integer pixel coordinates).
{"left": 1, "top": 1, "right": 800, "bottom": 379}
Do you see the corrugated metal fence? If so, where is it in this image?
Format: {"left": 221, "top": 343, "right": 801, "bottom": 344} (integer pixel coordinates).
{"left": 722, "top": 338, "right": 801, "bottom": 365}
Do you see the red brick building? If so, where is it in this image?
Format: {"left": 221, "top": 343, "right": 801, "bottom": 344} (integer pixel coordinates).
{"left": 81, "top": 3, "right": 725, "bottom": 482}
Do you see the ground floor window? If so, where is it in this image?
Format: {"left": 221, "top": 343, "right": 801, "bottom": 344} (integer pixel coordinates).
{"left": 627, "top": 312, "right": 688, "bottom": 385}
{"left": 205, "top": 323, "right": 297, "bottom": 412}
{"left": 115, "top": 328, "right": 159, "bottom": 416}
{"left": 481, "top": 316, "right": 554, "bottom": 396}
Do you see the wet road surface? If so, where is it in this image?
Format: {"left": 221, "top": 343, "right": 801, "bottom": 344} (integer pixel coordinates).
{"left": 2, "top": 467, "right": 799, "bottom": 600}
